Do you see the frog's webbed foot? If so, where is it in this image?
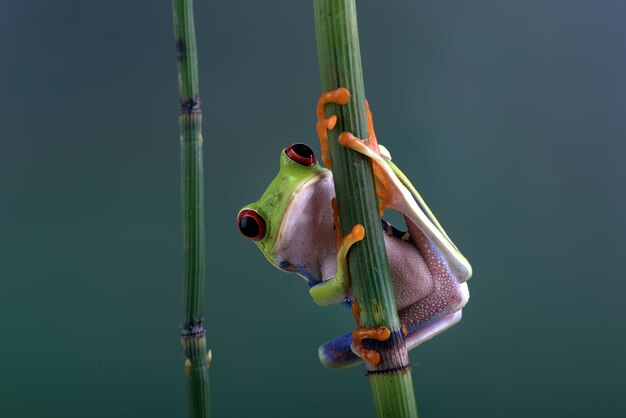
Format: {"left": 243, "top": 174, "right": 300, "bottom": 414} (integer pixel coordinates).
{"left": 349, "top": 302, "right": 391, "bottom": 365}
{"left": 316, "top": 88, "right": 351, "bottom": 168}
{"left": 309, "top": 211, "right": 364, "bottom": 306}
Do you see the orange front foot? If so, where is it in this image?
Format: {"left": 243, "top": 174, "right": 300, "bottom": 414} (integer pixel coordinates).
{"left": 316, "top": 88, "right": 351, "bottom": 168}
{"left": 350, "top": 301, "right": 391, "bottom": 365}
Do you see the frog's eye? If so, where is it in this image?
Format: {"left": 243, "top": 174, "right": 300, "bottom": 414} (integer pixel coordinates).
{"left": 284, "top": 143, "right": 317, "bottom": 166}
{"left": 237, "top": 209, "right": 266, "bottom": 241}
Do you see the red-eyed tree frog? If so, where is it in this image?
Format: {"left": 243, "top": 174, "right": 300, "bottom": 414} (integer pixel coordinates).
{"left": 238, "top": 89, "right": 471, "bottom": 369}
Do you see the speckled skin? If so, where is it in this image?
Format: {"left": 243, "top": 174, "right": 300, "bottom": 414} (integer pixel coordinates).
{"left": 239, "top": 142, "right": 471, "bottom": 368}
{"left": 273, "top": 170, "right": 469, "bottom": 368}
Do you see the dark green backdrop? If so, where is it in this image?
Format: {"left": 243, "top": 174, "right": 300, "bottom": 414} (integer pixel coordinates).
{"left": 1, "top": 1, "right": 624, "bottom": 417}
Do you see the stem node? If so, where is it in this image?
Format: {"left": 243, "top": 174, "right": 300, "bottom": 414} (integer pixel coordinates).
{"left": 172, "top": 0, "right": 211, "bottom": 416}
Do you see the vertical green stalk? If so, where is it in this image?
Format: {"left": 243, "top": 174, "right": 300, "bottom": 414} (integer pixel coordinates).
{"left": 172, "top": 0, "right": 211, "bottom": 417}
{"left": 314, "top": 1, "right": 418, "bottom": 417}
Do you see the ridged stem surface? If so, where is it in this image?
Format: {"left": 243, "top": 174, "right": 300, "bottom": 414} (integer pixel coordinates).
{"left": 172, "top": 0, "right": 211, "bottom": 416}
{"left": 314, "top": 1, "right": 418, "bottom": 417}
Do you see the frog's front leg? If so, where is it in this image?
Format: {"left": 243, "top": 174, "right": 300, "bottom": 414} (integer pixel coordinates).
{"left": 403, "top": 310, "right": 463, "bottom": 351}
{"left": 309, "top": 199, "right": 364, "bottom": 306}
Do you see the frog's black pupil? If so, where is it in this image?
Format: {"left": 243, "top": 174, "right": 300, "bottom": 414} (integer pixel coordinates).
{"left": 285, "top": 143, "right": 316, "bottom": 166}
{"left": 239, "top": 216, "right": 260, "bottom": 238}
{"left": 292, "top": 143, "right": 313, "bottom": 159}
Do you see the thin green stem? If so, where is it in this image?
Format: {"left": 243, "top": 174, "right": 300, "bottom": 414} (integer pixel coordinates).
{"left": 314, "top": 1, "right": 418, "bottom": 417}
{"left": 172, "top": 0, "right": 211, "bottom": 417}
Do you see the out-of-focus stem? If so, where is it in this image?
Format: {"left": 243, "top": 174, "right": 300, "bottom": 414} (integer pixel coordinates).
{"left": 172, "top": 0, "right": 211, "bottom": 416}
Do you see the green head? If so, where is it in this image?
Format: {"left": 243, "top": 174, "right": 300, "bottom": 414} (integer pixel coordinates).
{"left": 237, "top": 143, "right": 327, "bottom": 265}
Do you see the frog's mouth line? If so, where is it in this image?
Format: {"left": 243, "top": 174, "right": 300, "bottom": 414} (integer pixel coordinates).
{"left": 265, "top": 170, "right": 329, "bottom": 250}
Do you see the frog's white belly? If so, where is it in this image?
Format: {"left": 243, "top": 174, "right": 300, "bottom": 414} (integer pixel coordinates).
{"left": 275, "top": 170, "right": 468, "bottom": 325}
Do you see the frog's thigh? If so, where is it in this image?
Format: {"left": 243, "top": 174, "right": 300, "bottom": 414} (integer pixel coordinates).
{"left": 318, "top": 332, "right": 361, "bottom": 369}
{"left": 404, "top": 310, "right": 463, "bottom": 351}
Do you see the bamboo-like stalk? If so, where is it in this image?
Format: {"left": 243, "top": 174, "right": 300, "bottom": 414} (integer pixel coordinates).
{"left": 313, "top": 1, "right": 419, "bottom": 417}
{"left": 172, "top": 0, "right": 211, "bottom": 417}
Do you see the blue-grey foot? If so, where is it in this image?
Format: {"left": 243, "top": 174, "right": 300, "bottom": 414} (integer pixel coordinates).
{"left": 318, "top": 332, "right": 360, "bottom": 369}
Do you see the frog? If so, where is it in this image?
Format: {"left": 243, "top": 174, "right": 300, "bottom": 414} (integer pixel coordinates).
{"left": 237, "top": 88, "right": 472, "bottom": 369}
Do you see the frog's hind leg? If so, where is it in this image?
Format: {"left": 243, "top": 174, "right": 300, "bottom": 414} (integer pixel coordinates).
{"left": 399, "top": 217, "right": 469, "bottom": 349}
{"left": 402, "top": 310, "right": 464, "bottom": 351}
{"left": 318, "top": 332, "right": 362, "bottom": 369}
{"left": 320, "top": 309, "right": 466, "bottom": 368}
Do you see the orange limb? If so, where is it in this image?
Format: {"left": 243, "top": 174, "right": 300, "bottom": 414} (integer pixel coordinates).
{"left": 316, "top": 88, "right": 351, "bottom": 168}
{"left": 350, "top": 301, "right": 391, "bottom": 365}
{"left": 363, "top": 100, "right": 381, "bottom": 153}
{"left": 337, "top": 101, "right": 398, "bottom": 217}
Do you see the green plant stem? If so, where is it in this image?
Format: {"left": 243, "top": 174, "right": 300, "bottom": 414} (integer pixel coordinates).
{"left": 314, "top": 1, "right": 418, "bottom": 417}
{"left": 172, "top": 0, "right": 211, "bottom": 417}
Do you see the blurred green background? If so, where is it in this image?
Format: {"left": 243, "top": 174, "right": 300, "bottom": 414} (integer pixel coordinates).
{"left": 1, "top": 1, "right": 625, "bottom": 417}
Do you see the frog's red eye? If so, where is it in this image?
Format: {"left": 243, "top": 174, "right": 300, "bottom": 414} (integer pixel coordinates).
{"left": 284, "top": 143, "right": 317, "bottom": 166}
{"left": 237, "top": 209, "right": 266, "bottom": 241}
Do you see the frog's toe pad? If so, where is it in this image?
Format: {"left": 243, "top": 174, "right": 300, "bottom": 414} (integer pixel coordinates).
{"left": 350, "top": 326, "right": 391, "bottom": 365}
{"left": 351, "top": 343, "right": 382, "bottom": 365}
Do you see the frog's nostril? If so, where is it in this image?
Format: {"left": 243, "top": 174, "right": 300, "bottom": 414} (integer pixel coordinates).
{"left": 237, "top": 209, "right": 266, "bottom": 241}
{"left": 284, "top": 143, "right": 317, "bottom": 166}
